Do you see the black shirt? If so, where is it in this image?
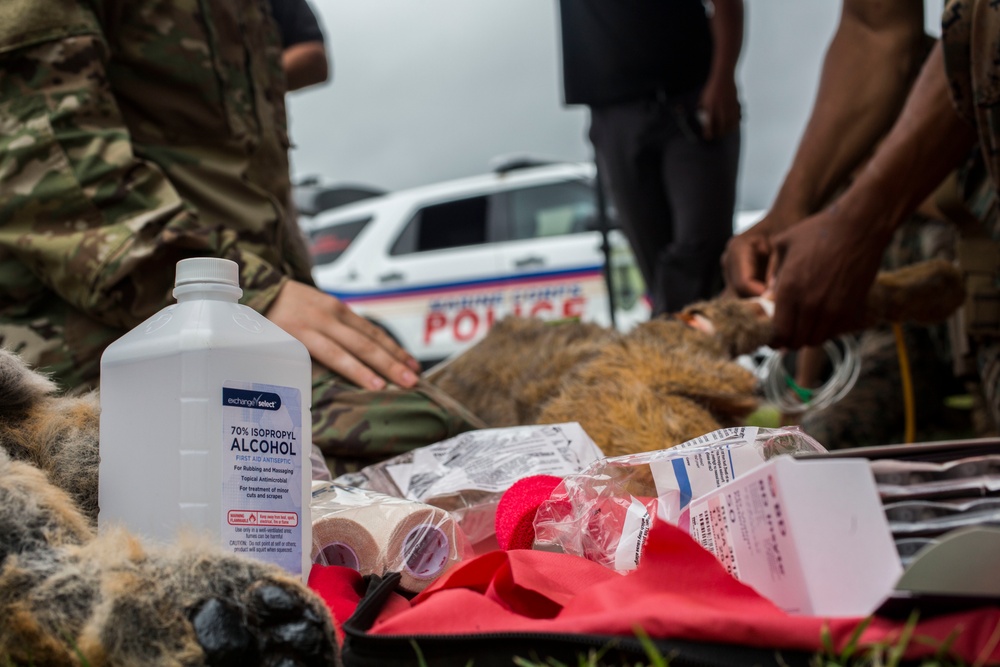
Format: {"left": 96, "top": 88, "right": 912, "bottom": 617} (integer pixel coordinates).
{"left": 268, "top": 0, "right": 325, "bottom": 48}
{"left": 558, "top": 0, "right": 713, "bottom": 107}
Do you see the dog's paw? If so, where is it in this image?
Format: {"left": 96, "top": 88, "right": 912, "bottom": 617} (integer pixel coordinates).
{"left": 190, "top": 579, "right": 335, "bottom": 667}
{"left": 61, "top": 531, "right": 339, "bottom": 667}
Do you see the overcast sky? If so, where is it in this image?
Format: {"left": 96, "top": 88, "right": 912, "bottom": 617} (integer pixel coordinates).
{"left": 287, "top": 1, "right": 942, "bottom": 212}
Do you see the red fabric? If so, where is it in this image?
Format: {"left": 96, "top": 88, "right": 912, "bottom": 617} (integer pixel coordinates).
{"left": 307, "top": 563, "right": 413, "bottom": 646}
{"left": 309, "top": 521, "right": 1000, "bottom": 663}
{"left": 308, "top": 564, "right": 364, "bottom": 645}
{"left": 494, "top": 474, "right": 563, "bottom": 550}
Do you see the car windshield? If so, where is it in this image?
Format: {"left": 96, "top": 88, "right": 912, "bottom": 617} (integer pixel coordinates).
{"left": 309, "top": 217, "right": 371, "bottom": 265}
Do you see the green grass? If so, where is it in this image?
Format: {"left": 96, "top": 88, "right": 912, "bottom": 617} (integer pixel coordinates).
{"left": 511, "top": 627, "right": 671, "bottom": 667}
{"left": 5, "top": 612, "right": 994, "bottom": 667}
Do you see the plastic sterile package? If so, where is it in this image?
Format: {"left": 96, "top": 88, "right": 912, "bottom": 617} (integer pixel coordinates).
{"left": 884, "top": 498, "right": 1000, "bottom": 537}
{"left": 870, "top": 456, "right": 1000, "bottom": 501}
{"left": 310, "top": 481, "right": 473, "bottom": 593}
{"left": 333, "top": 422, "right": 605, "bottom": 545}
{"left": 532, "top": 425, "right": 826, "bottom": 572}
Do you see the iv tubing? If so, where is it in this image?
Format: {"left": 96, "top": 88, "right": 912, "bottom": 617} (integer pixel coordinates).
{"left": 760, "top": 336, "right": 862, "bottom": 414}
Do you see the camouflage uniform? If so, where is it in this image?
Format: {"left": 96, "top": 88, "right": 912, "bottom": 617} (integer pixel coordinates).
{"left": 942, "top": 0, "right": 1000, "bottom": 432}
{"left": 0, "top": 0, "right": 481, "bottom": 476}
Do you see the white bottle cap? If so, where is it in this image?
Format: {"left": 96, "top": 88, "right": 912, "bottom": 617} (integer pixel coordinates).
{"left": 174, "top": 258, "right": 240, "bottom": 288}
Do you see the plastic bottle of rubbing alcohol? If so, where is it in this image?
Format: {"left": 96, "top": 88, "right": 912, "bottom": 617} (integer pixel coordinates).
{"left": 99, "top": 258, "right": 312, "bottom": 580}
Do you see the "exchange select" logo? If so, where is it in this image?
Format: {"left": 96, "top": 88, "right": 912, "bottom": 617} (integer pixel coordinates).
{"left": 222, "top": 388, "right": 282, "bottom": 411}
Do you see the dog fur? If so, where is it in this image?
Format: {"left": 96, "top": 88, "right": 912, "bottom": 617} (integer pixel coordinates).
{"left": 426, "top": 259, "right": 966, "bottom": 457}
{"left": 425, "top": 299, "right": 770, "bottom": 457}
{"left": 0, "top": 258, "right": 964, "bottom": 664}
{"left": 0, "top": 351, "right": 337, "bottom": 667}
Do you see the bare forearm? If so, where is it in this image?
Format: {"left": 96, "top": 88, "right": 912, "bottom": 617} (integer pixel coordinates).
{"left": 699, "top": 0, "right": 743, "bottom": 139}
{"left": 771, "top": 0, "right": 929, "bottom": 221}
{"left": 282, "top": 41, "right": 329, "bottom": 91}
{"left": 830, "top": 42, "right": 977, "bottom": 247}
{"left": 707, "top": 0, "right": 743, "bottom": 83}
{"left": 767, "top": 44, "right": 975, "bottom": 349}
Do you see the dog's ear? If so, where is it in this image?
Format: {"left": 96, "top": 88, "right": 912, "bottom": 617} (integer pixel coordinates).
{"left": 0, "top": 349, "right": 58, "bottom": 413}
{"left": 678, "top": 297, "right": 775, "bottom": 358}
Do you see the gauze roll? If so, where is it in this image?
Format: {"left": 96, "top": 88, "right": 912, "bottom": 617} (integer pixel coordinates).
{"left": 311, "top": 516, "right": 380, "bottom": 572}
{"left": 311, "top": 481, "right": 471, "bottom": 593}
{"left": 384, "top": 506, "right": 458, "bottom": 593}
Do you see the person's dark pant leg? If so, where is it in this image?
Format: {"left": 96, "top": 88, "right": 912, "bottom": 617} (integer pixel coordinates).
{"left": 588, "top": 101, "right": 674, "bottom": 308}
{"left": 659, "top": 111, "right": 740, "bottom": 314}
{"left": 589, "top": 94, "right": 741, "bottom": 317}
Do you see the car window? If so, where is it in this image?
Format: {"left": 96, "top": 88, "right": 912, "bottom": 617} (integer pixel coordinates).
{"left": 505, "top": 180, "right": 596, "bottom": 241}
{"left": 309, "top": 217, "right": 371, "bottom": 265}
{"left": 391, "top": 195, "right": 492, "bottom": 255}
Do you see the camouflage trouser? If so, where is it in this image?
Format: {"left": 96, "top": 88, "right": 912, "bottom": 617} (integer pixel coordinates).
{"left": 310, "top": 366, "right": 486, "bottom": 477}
{"left": 0, "top": 303, "right": 484, "bottom": 479}
{"left": 944, "top": 0, "right": 1000, "bottom": 434}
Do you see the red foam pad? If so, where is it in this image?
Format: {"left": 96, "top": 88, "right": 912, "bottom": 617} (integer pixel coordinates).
{"left": 494, "top": 475, "right": 563, "bottom": 551}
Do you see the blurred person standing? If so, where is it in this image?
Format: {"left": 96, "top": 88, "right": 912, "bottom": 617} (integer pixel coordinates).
{"left": 270, "top": 0, "right": 330, "bottom": 92}
{"left": 557, "top": 0, "right": 744, "bottom": 316}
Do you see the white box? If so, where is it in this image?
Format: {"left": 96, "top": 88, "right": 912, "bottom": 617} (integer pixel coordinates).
{"left": 687, "top": 455, "right": 902, "bottom": 617}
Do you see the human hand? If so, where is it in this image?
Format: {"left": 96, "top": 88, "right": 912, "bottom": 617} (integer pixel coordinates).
{"left": 768, "top": 206, "right": 886, "bottom": 349}
{"left": 265, "top": 280, "right": 421, "bottom": 390}
{"left": 697, "top": 74, "right": 740, "bottom": 141}
{"left": 720, "top": 208, "right": 802, "bottom": 298}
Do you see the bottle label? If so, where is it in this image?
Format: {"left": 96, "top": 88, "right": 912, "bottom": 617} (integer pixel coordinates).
{"left": 222, "top": 381, "right": 304, "bottom": 575}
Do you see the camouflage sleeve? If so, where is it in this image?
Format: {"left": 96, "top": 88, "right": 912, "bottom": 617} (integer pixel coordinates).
{"left": 0, "top": 28, "right": 288, "bottom": 330}
{"left": 941, "top": 0, "right": 975, "bottom": 125}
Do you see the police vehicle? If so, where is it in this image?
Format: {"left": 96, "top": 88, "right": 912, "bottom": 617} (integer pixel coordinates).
{"left": 302, "top": 159, "right": 651, "bottom": 367}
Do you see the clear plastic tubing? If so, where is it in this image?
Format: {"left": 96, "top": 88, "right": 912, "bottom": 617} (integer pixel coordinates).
{"left": 760, "top": 336, "right": 862, "bottom": 415}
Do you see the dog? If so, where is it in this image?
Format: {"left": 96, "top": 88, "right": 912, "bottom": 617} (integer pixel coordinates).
{"left": 0, "top": 258, "right": 963, "bottom": 664}
{"left": 425, "top": 258, "right": 967, "bottom": 457}
{"left": 0, "top": 350, "right": 337, "bottom": 666}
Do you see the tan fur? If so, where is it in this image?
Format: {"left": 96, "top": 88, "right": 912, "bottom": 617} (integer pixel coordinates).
{"left": 426, "top": 317, "right": 613, "bottom": 427}
{"left": 0, "top": 351, "right": 100, "bottom": 522}
{"left": 428, "top": 260, "right": 966, "bottom": 457}
{"left": 538, "top": 317, "right": 761, "bottom": 456}
{"left": 428, "top": 301, "right": 766, "bottom": 457}
{"left": 0, "top": 259, "right": 964, "bottom": 662}
{"left": 0, "top": 350, "right": 337, "bottom": 666}
{"left": 864, "top": 258, "right": 966, "bottom": 325}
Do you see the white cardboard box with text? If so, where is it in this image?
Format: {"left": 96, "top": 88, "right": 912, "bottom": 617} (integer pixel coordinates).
{"left": 686, "top": 455, "right": 902, "bottom": 617}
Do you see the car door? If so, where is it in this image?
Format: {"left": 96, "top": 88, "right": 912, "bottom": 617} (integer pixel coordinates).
{"left": 367, "top": 192, "right": 506, "bottom": 363}
{"left": 495, "top": 178, "right": 648, "bottom": 329}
